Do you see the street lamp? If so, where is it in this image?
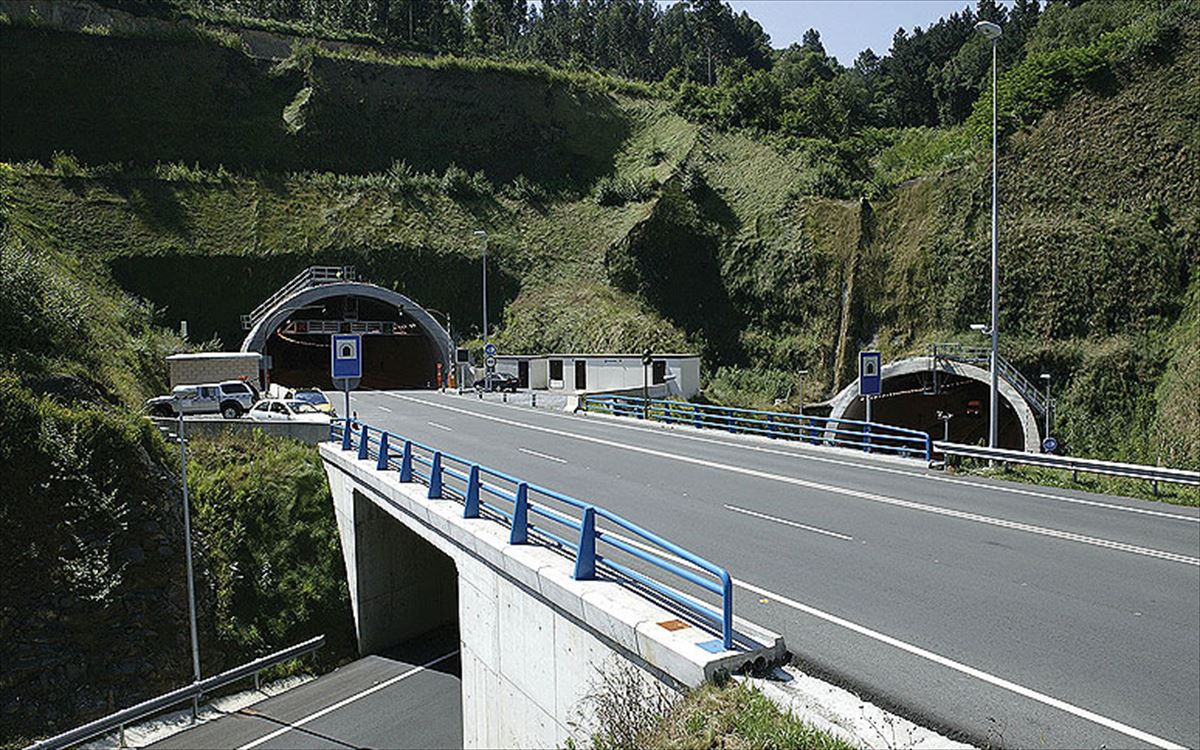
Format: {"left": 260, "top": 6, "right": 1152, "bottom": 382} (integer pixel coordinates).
{"left": 171, "top": 390, "right": 203, "bottom": 721}
{"left": 473, "top": 230, "right": 489, "bottom": 392}
{"left": 797, "top": 369, "right": 808, "bottom": 414}
{"left": 976, "top": 19, "right": 1002, "bottom": 451}
{"left": 1039, "top": 372, "right": 1052, "bottom": 437}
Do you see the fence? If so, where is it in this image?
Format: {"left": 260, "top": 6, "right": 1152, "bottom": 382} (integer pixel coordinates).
{"left": 333, "top": 420, "right": 735, "bottom": 650}
{"left": 27, "top": 636, "right": 325, "bottom": 750}
{"left": 936, "top": 442, "right": 1200, "bottom": 494}
{"left": 580, "top": 394, "right": 933, "bottom": 462}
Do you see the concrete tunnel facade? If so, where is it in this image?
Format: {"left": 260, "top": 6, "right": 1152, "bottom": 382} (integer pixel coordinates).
{"left": 239, "top": 281, "right": 454, "bottom": 390}
{"left": 826, "top": 356, "right": 1042, "bottom": 452}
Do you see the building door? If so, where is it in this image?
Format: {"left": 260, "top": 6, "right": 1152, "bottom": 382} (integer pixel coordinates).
{"left": 575, "top": 360, "right": 587, "bottom": 390}
{"left": 652, "top": 360, "right": 667, "bottom": 385}
{"left": 518, "top": 360, "right": 529, "bottom": 388}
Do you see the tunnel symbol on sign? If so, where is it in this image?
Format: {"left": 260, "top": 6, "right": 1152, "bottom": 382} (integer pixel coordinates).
{"left": 864, "top": 359, "right": 877, "bottom": 376}
{"left": 338, "top": 341, "right": 357, "bottom": 360}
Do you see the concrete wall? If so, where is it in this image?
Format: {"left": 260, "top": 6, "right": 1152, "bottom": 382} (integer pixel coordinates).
{"left": 320, "top": 444, "right": 784, "bottom": 748}
{"left": 167, "top": 353, "right": 262, "bottom": 389}
{"left": 495, "top": 355, "right": 701, "bottom": 398}
{"left": 149, "top": 416, "right": 330, "bottom": 444}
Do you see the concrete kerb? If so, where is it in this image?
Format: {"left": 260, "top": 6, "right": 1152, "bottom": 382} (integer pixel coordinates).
{"left": 318, "top": 442, "right": 785, "bottom": 686}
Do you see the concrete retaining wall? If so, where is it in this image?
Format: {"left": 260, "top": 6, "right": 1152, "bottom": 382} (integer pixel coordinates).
{"left": 320, "top": 443, "right": 785, "bottom": 749}
{"left": 150, "top": 417, "right": 330, "bottom": 444}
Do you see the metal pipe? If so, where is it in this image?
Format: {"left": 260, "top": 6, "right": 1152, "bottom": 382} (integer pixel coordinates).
{"left": 988, "top": 34, "right": 1000, "bottom": 451}
{"left": 176, "top": 411, "right": 202, "bottom": 718}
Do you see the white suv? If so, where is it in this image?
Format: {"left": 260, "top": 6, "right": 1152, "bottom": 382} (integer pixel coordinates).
{"left": 145, "top": 381, "right": 260, "bottom": 419}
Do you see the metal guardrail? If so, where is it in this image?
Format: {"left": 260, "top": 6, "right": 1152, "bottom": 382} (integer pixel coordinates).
{"left": 931, "top": 342, "right": 1051, "bottom": 416}
{"left": 27, "top": 635, "right": 325, "bottom": 750}
{"left": 333, "top": 420, "right": 736, "bottom": 650}
{"left": 935, "top": 441, "right": 1200, "bottom": 492}
{"left": 241, "top": 265, "right": 354, "bottom": 331}
{"left": 581, "top": 395, "right": 933, "bottom": 462}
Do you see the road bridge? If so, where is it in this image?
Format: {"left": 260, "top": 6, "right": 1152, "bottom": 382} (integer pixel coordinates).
{"left": 347, "top": 390, "right": 1199, "bottom": 750}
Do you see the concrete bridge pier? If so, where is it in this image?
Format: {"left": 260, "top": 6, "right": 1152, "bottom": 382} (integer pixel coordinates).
{"left": 321, "top": 443, "right": 786, "bottom": 748}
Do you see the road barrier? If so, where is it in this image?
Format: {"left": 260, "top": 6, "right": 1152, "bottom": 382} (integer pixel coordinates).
{"left": 580, "top": 394, "right": 933, "bottom": 462}
{"left": 935, "top": 441, "right": 1200, "bottom": 493}
{"left": 334, "top": 420, "right": 735, "bottom": 650}
{"left": 27, "top": 636, "right": 325, "bottom": 750}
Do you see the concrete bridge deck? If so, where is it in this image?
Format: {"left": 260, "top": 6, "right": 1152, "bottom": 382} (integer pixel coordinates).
{"left": 346, "top": 389, "right": 1200, "bottom": 750}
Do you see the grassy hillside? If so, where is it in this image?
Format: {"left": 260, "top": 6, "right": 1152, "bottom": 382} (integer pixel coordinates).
{"left": 2, "top": 5, "right": 1196, "bottom": 474}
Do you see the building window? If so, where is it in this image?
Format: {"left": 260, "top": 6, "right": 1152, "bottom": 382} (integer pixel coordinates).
{"left": 549, "top": 359, "right": 563, "bottom": 381}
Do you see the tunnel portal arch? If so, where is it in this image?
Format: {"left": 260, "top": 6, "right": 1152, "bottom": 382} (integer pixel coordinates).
{"left": 827, "top": 356, "right": 1041, "bottom": 452}
{"left": 241, "top": 281, "right": 453, "bottom": 390}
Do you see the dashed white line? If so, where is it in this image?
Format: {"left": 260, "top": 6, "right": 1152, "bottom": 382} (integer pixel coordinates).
{"left": 236, "top": 650, "right": 459, "bottom": 750}
{"left": 427, "top": 421, "right": 453, "bottom": 432}
{"left": 376, "top": 405, "right": 392, "bottom": 412}
{"left": 601, "top": 527, "right": 1187, "bottom": 750}
{"left": 519, "top": 447, "right": 567, "bottom": 464}
{"left": 390, "top": 394, "right": 1199, "bottom": 567}
{"left": 724, "top": 504, "right": 853, "bottom": 540}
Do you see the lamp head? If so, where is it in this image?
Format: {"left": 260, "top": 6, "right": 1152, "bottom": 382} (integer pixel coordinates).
{"left": 473, "top": 230, "right": 487, "bottom": 238}
{"left": 1039, "top": 373, "right": 1051, "bottom": 381}
{"left": 975, "top": 21, "right": 1002, "bottom": 41}
{"left": 969, "top": 323, "right": 989, "bottom": 334}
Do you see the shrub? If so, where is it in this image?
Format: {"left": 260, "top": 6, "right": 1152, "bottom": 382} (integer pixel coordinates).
{"left": 593, "top": 175, "right": 656, "bottom": 206}
{"left": 440, "top": 163, "right": 493, "bottom": 199}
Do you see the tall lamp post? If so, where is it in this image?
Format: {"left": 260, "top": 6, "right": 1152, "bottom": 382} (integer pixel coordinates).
{"left": 976, "top": 19, "right": 1002, "bottom": 450}
{"left": 172, "top": 392, "right": 202, "bottom": 721}
{"left": 1039, "top": 372, "right": 1052, "bottom": 437}
{"left": 473, "top": 230, "right": 490, "bottom": 391}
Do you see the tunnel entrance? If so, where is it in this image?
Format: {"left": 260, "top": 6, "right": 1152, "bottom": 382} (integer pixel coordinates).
{"left": 264, "top": 295, "right": 441, "bottom": 390}
{"left": 240, "top": 269, "right": 453, "bottom": 391}
{"left": 839, "top": 370, "right": 1026, "bottom": 450}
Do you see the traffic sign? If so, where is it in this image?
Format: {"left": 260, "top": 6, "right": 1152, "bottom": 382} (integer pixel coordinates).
{"left": 485, "top": 355, "right": 496, "bottom": 371}
{"left": 484, "top": 342, "right": 497, "bottom": 358}
{"left": 331, "top": 333, "right": 362, "bottom": 392}
{"left": 859, "top": 351, "right": 882, "bottom": 397}
{"left": 1042, "top": 436, "right": 1059, "bottom": 454}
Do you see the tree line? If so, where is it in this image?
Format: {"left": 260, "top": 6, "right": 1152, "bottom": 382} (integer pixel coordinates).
{"left": 182, "top": 0, "right": 1052, "bottom": 130}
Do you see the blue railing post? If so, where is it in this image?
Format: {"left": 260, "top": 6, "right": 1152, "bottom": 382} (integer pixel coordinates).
{"left": 464, "top": 465, "right": 480, "bottom": 518}
{"left": 721, "top": 571, "right": 733, "bottom": 650}
{"left": 573, "top": 506, "right": 597, "bottom": 580}
{"left": 925, "top": 434, "right": 933, "bottom": 463}
{"left": 376, "top": 432, "right": 390, "bottom": 471}
{"left": 510, "top": 482, "right": 528, "bottom": 544}
{"left": 767, "top": 414, "right": 775, "bottom": 439}
{"left": 357, "top": 424, "right": 370, "bottom": 460}
{"left": 399, "top": 440, "right": 413, "bottom": 482}
{"left": 340, "top": 421, "right": 352, "bottom": 451}
{"left": 694, "top": 407, "right": 701, "bottom": 428}
{"left": 864, "top": 423, "right": 872, "bottom": 454}
{"left": 428, "top": 451, "right": 442, "bottom": 498}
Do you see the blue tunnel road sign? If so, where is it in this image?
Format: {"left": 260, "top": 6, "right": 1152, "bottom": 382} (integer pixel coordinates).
{"left": 332, "top": 334, "right": 363, "bottom": 380}
{"left": 859, "top": 351, "right": 882, "bottom": 397}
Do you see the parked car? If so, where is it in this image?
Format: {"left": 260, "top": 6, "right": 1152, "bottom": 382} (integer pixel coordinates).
{"left": 289, "top": 388, "right": 337, "bottom": 416}
{"left": 145, "top": 380, "right": 259, "bottom": 419}
{"left": 473, "top": 372, "right": 520, "bottom": 393}
{"left": 248, "top": 399, "right": 332, "bottom": 424}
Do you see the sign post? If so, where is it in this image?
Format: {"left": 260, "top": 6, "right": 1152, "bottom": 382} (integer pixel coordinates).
{"left": 484, "top": 342, "right": 497, "bottom": 392}
{"left": 331, "top": 334, "right": 362, "bottom": 421}
{"left": 859, "top": 351, "right": 882, "bottom": 451}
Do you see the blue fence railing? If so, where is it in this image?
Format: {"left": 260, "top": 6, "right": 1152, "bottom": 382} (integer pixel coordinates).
{"left": 581, "top": 395, "right": 933, "bottom": 462}
{"left": 332, "top": 420, "right": 736, "bottom": 650}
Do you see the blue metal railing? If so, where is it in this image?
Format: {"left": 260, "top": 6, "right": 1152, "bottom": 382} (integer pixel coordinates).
{"left": 581, "top": 394, "right": 933, "bottom": 462}
{"left": 330, "top": 420, "right": 736, "bottom": 650}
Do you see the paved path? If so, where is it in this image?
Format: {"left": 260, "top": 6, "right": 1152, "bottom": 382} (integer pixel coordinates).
{"left": 348, "top": 389, "right": 1200, "bottom": 750}
{"left": 150, "top": 629, "right": 461, "bottom": 749}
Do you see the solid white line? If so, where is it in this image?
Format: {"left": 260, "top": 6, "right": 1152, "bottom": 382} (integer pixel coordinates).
{"left": 724, "top": 504, "right": 853, "bottom": 540}
{"left": 519, "top": 447, "right": 567, "bottom": 464}
{"left": 733, "top": 580, "right": 1187, "bottom": 750}
{"left": 411, "top": 391, "right": 1197, "bottom": 524}
{"left": 598, "top": 527, "right": 1186, "bottom": 750}
{"left": 236, "top": 650, "right": 459, "bottom": 750}
{"left": 427, "top": 421, "right": 453, "bottom": 432}
{"left": 390, "top": 394, "right": 1199, "bottom": 566}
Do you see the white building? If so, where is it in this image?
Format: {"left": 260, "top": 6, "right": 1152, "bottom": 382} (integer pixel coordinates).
{"left": 491, "top": 353, "right": 701, "bottom": 398}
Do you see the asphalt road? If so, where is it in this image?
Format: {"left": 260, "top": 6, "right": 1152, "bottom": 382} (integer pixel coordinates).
{"left": 349, "top": 389, "right": 1200, "bottom": 750}
{"left": 150, "top": 628, "right": 461, "bottom": 750}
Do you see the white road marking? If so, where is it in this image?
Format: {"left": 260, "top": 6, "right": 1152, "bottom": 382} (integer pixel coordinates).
{"left": 601, "top": 527, "right": 1187, "bottom": 750}
{"left": 390, "top": 394, "right": 1199, "bottom": 566}
{"left": 519, "top": 447, "right": 567, "bottom": 464}
{"left": 392, "top": 391, "right": 1197, "bottom": 524}
{"left": 427, "top": 421, "right": 453, "bottom": 432}
{"left": 733, "top": 580, "right": 1187, "bottom": 750}
{"left": 376, "top": 405, "right": 392, "bottom": 412}
{"left": 724, "top": 504, "right": 853, "bottom": 540}
{"left": 236, "top": 650, "right": 459, "bottom": 750}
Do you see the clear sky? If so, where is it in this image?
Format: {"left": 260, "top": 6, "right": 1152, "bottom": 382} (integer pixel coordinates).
{"left": 722, "top": 1, "right": 1009, "bottom": 64}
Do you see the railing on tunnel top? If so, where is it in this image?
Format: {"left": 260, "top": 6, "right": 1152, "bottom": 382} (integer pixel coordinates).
{"left": 580, "top": 395, "right": 933, "bottom": 462}
{"left": 331, "top": 420, "right": 736, "bottom": 651}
